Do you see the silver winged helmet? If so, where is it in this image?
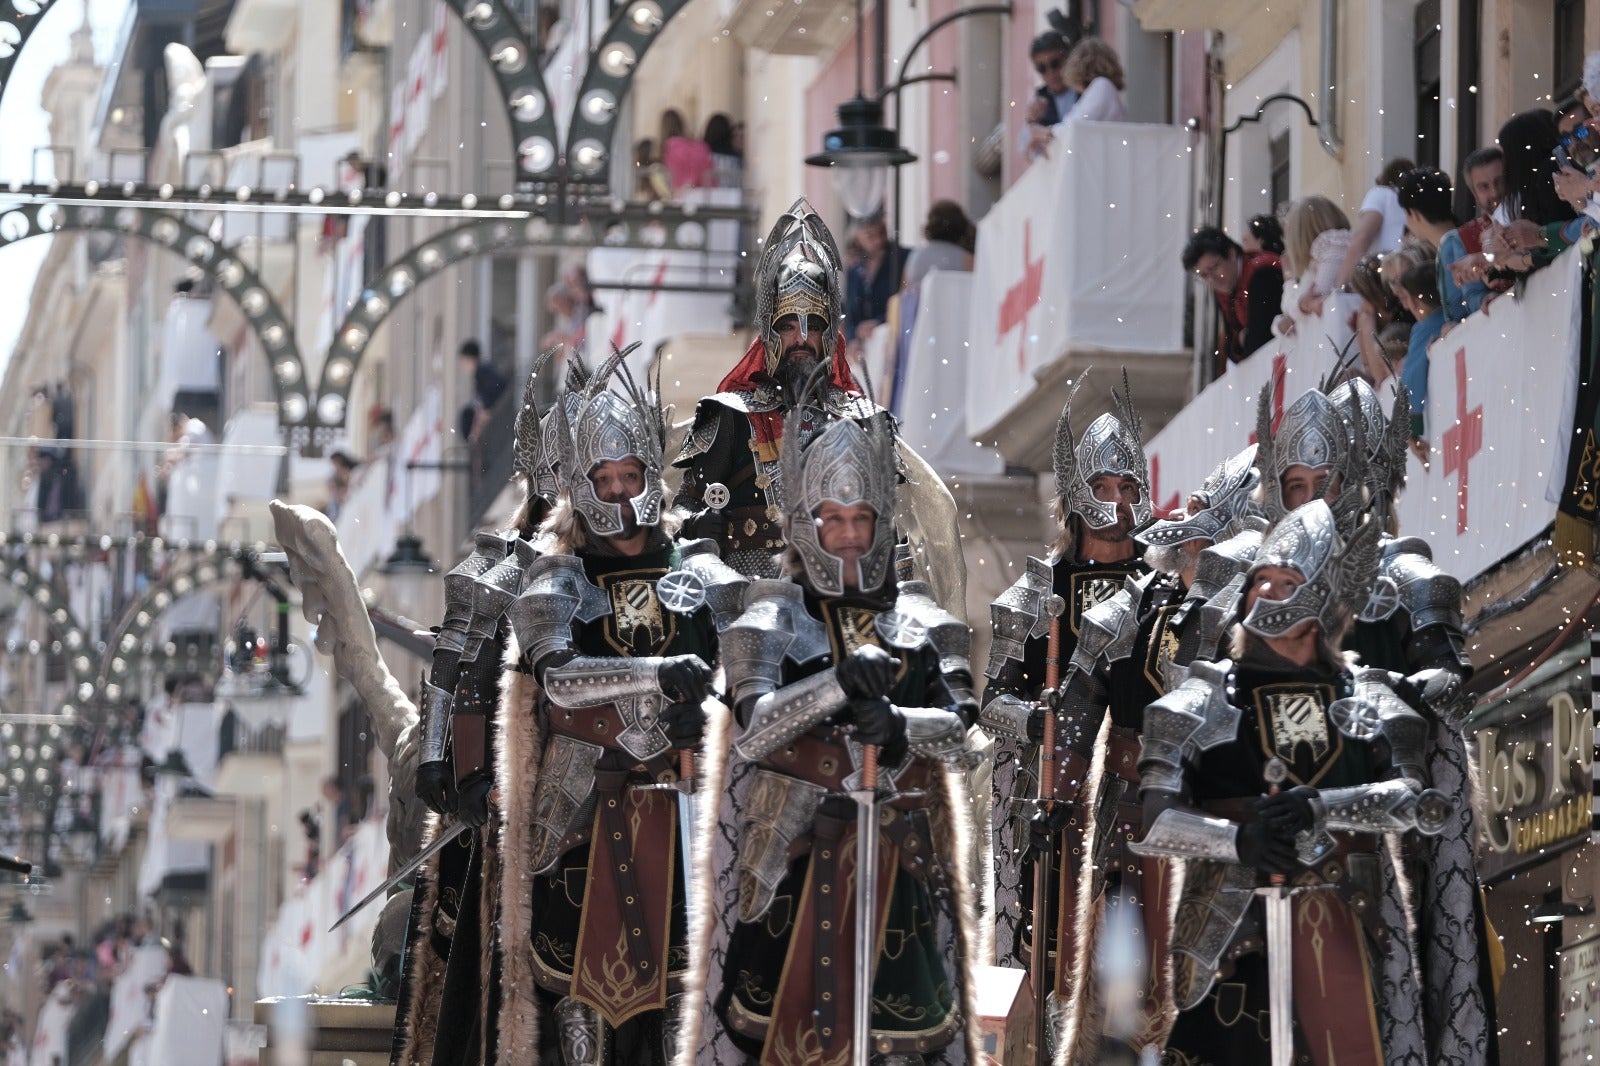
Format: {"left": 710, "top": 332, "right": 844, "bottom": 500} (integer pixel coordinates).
{"left": 754, "top": 198, "right": 846, "bottom": 375}
{"left": 1053, "top": 369, "right": 1152, "bottom": 532}
{"left": 551, "top": 345, "right": 668, "bottom": 538}
{"left": 511, "top": 344, "right": 565, "bottom": 506}
{"left": 1137, "top": 443, "right": 1262, "bottom": 552}
{"left": 780, "top": 363, "right": 897, "bottom": 596}
{"left": 1328, "top": 376, "right": 1411, "bottom": 509}
{"left": 1240, "top": 497, "right": 1384, "bottom": 640}
{"left": 1257, "top": 383, "right": 1350, "bottom": 523}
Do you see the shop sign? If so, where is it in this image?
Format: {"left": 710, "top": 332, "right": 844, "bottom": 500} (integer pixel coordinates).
{"left": 1473, "top": 679, "right": 1593, "bottom": 882}
{"left": 1559, "top": 934, "right": 1600, "bottom": 1066}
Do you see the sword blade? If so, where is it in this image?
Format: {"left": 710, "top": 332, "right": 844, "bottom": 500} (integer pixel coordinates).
{"left": 1264, "top": 888, "right": 1294, "bottom": 1066}
{"left": 328, "top": 821, "right": 470, "bottom": 932}
{"left": 853, "top": 789, "right": 880, "bottom": 1066}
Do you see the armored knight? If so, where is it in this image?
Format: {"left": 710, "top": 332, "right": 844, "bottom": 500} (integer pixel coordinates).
{"left": 397, "top": 352, "right": 563, "bottom": 1066}
{"left": 671, "top": 198, "right": 965, "bottom": 610}
{"left": 977, "top": 371, "right": 1150, "bottom": 1005}
{"left": 1041, "top": 444, "right": 1263, "bottom": 1061}
{"left": 1320, "top": 378, "right": 1496, "bottom": 1066}
{"left": 1131, "top": 497, "right": 1446, "bottom": 1066}
{"left": 488, "top": 348, "right": 740, "bottom": 1065}
{"left": 684, "top": 367, "right": 982, "bottom": 1065}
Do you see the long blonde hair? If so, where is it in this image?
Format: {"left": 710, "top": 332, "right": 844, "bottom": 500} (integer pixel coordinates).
{"left": 538, "top": 492, "right": 681, "bottom": 555}
{"left": 1064, "top": 38, "right": 1125, "bottom": 92}
{"left": 1282, "top": 196, "right": 1351, "bottom": 276}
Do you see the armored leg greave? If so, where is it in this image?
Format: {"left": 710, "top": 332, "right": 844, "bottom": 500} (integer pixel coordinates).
{"left": 553, "top": 996, "right": 610, "bottom": 1066}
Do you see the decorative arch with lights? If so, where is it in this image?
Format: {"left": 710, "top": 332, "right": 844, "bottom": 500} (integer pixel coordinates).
{"left": 313, "top": 204, "right": 740, "bottom": 428}
{"left": 0, "top": 200, "right": 311, "bottom": 424}
{"left": 0, "top": 549, "right": 98, "bottom": 716}
{"left": 0, "top": 1, "right": 62, "bottom": 119}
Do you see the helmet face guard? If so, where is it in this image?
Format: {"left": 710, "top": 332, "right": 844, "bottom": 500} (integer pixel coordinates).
{"left": 1258, "top": 386, "right": 1348, "bottom": 523}
{"left": 553, "top": 347, "right": 667, "bottom": 539}
{"left": 754, "top": 199, "right": 845, "bottom": 375}
{"left": 1137, "top": 444, "right": 1260, "bottom": 549}
{"left": 781, "top": 367, "right": 897, "bottom": 597}
{"left": 1241, "top": 498, "right": 1383, "bottom": 640}
{"left": 1053, "top": 370, "right": 1151, "bottom": 533}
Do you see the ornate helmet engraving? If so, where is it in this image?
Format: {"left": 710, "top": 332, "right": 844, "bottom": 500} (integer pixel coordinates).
{"left": 552, "top": 346, "right": 667, "bottom": 537}
{"left": 1052, "top": 368, "right": 1152, "bottom": 532}
{"left": 511, "top": 344, "right": 565, "bottom": 504}
{"left": 754, "top": 198, "right": 845, "bottom": 375}
{"left": 1137, "top": 444, "right": 1262, "bottom": 549}
{"left": 1328, "top": 377, "right": 1411, "bottom": 507}
{"left": 1241, "top": 498, "right": 1383, "bottom": 640}
{"left": 1257, "top": 384, "right": 1350, "bottom": 523}
{"left": 780, "top": 362, "right": 897, "bottom": 596}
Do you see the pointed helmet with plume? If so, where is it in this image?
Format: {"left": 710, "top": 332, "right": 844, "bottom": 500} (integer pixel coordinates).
{"left": 780, "top": 360, "right": 898, "bottom": 596}
{"left": 510, "top": 344, "right": 566, "bottom": 504}
{"left": 1328, "top": 376, "right": 1411, "bottom": 508}
{"left": 754, "top": 197, "right": 846, "bottom": 375}
{"left": 1240, "top": 495, "right": 1384, "bottom": 640}
{"left": 1136, "top": 443, "right": 1261, "bottom": 549}
{"left": 1256, "top": 381, "right": 1350, "bottom": 523}
{"left": 1052, "top": 368, "right": 1152, "bottom": 532}
{"left": 550, "top": 344, "right": 668, "bottom": 537}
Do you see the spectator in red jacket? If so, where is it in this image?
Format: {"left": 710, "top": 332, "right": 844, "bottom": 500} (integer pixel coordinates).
{"left": 1182, "top": 226, "right": 1285, "bottom": 378}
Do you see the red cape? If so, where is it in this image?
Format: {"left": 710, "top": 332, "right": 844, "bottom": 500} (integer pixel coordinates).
{"left": 715, "top": 337, "right": 863, "bottom": 452}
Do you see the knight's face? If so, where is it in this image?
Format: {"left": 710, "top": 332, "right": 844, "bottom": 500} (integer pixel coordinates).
{"left": 815, "top": 500, "right": 877, "bottom": 588}
{"left": 775, "top": 314, "right": 828, "bottom": 362}
{"left": 1280, "top": 465, "right": 1336, "bottom": 510}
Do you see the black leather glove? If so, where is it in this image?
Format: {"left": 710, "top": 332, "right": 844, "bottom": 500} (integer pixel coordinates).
{"left": 1025, "top": 706, "right": 1052, "bottom": 745}
{"left": 456, "top": 774, "right": 492, "bottom": 828}
{"left": 661, "top": 700, "right": 708, "bottom": 750}
{"left": 657, "top": 655, "right": 712, "bottom": 704}
{"left": 851, "top": 696, "right": 907, "bottom": 765}
{"left": 1027, "top": 802, "right": 1074, "bottom": 855}
{"left": 416, "top": 760, "right": 457, "bottom": 817}
{"left": 1234, "top": 818, "right": 1299, "bottom": 874}
{"left": 837, "top": 645, "right": 897, "bottom": 701}
{"left": 1255, "top": 785, "right": 1318, "bottom": 835}
{"left": 681, "top": 507, "right": 728, "bottom": 542}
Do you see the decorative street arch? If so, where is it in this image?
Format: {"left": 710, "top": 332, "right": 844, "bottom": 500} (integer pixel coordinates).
{"left": 0, "top": 201, "right": 312, "bottom": 424}
{"left": 0, "top": 548, "right": 97, "bottom": 715}
{"left": 442, "top": 0, "right": 564, "bottom": 185}
{"left": 0, "top": 1, "right": 63, "bottom": 123}
{"left": 312, "top": 203, "right": 751, "bottom": 420}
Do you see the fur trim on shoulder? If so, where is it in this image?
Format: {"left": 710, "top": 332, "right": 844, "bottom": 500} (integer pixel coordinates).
{"left": 495, "top": 636, "right": 545, "bottom": 1062}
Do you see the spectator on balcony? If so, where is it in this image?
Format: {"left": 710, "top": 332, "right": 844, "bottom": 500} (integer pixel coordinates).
{"left": 457, "top": 339, "right": 509, "bottom": 445}
{"left": 902, "top": 199, "right": 975, "bottom": 288}
{"left": 633, "top": 137, "right": 672, "bottom": 201}
{"left": 1327, "top": 157, "right": 1415, "bottom": 309}
{"left": 705, "top": 112, "right": 743, "bottom": 189}
{"left": 844, "top": 214, "right": 907, "bottom": 343}
{"left": 1243, "top": 212, "right": 1285, "bottom": 256}
{"left": 1275, "top": 195, "right": 1351, "bottom": 335}
{"left": 1020, "top": 30, "right": 1078, "bottom": 162}
{"left": 1182, "top": 225, "right": 1283, "bottom": 374}
{"left": 1061, "top": 37, "right": 1126, "bottom": 124}
{"left": 659, "top": 108, "right": 714, "bottom": 193}
{"left": 1350, "top": 252, "right": 1413, "bottom": 385}
{"left": 1559, "top": 94, "right": 1588, "bottom": 135}
{"left": 1395, "top": 165, "right": 1485, "bottom": 324}
{"left": 324, "top": 447, "right": 358, "bottom": 521}
{"left": 1396, "top": 258, "right": 1445, "bottom": 441}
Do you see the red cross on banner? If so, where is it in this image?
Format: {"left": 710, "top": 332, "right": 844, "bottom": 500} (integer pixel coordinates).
{"left": 1147, "top": 453, "right": 1182, "bottom": 518}
{"left": 1442, "top": 347, "right": 1482, "bottom": 535}
{"left": 997, "top": 220, "right": 1044, "bottom": 371}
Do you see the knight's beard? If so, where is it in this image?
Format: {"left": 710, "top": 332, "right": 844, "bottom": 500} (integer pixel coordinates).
{"left": 1082, "top": 516, "right": 1133, "bottom": 545}
{"left": 774, "top": 346, "right": 823, "bottom": 407}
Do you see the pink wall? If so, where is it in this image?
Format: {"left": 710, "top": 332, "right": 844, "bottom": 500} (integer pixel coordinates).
{"left": 923, "top": 0, "right": 963, "bottom": 206}
{"left": 805, "top": 16, "right": 881, "bottom": 226}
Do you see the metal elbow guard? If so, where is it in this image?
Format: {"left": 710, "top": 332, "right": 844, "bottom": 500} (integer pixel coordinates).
{"left": 1315, "top": 780, "right": 1452, "bottom": 836}
{"left": 734, "top": 669, "right": 850, "bottom": 761}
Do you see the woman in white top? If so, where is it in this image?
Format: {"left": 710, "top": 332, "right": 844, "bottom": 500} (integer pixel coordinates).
{"left": 1062, "top": 37, "right": 1127, "bottom": 123}
{"left": 1274, "top": 195, "right": 1353, "bottom": 339}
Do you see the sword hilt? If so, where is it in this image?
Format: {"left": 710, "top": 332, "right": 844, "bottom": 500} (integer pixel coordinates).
{"left": 1264, "top": 757, "right": 1287, "bottom": 887}
{"left": 862, "top": 744, "right": 879, "bottom": 790}
{"left": 679, "top": 748, "right": 695, "bottom": 783}
{"left": 1039, "top": 609, "right": 1063, "bottom": 808}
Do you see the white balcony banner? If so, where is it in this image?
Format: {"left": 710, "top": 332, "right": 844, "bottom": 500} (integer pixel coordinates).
{"left": 894, "top": 271, "right": 1006, "bottom": 477}
{"left": 966, "top": 121, "right": 1192, "bottom": 441}
{"left": 1143, "top": 246, "right": 1583, "bottom": 586}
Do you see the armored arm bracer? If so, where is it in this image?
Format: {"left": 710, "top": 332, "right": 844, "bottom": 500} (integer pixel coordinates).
{"left": 733, "top": 668, "right": 851, "bottom": 760}
{"left": 977, "top": 689, "right": 1033, "bottom": 742}
{"left": 542, "top": 656, "right": 696, "bottom": 710}
{"left": 417, "top": 675, "right": 453, "bottom": 766}
{"left": 430, "top": 531, "right": 512, "bottom": 687}
{"left": 1385, "top": 541, "right": 1473, "bottom": 674}
{"left": 1130, "top": 807, "right": 1242, "bottom": 863}
{"left": 896, "top": 579, "right": 977, "bottom": 717}
{"left": 1309, "top": 778, "right": 1450, "bottom": 836}
{"left": 898, "top": 706, "right": 970, "bottom": 763}
{"left": 506, "top": 554, "right": 610, "bottom": 669}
